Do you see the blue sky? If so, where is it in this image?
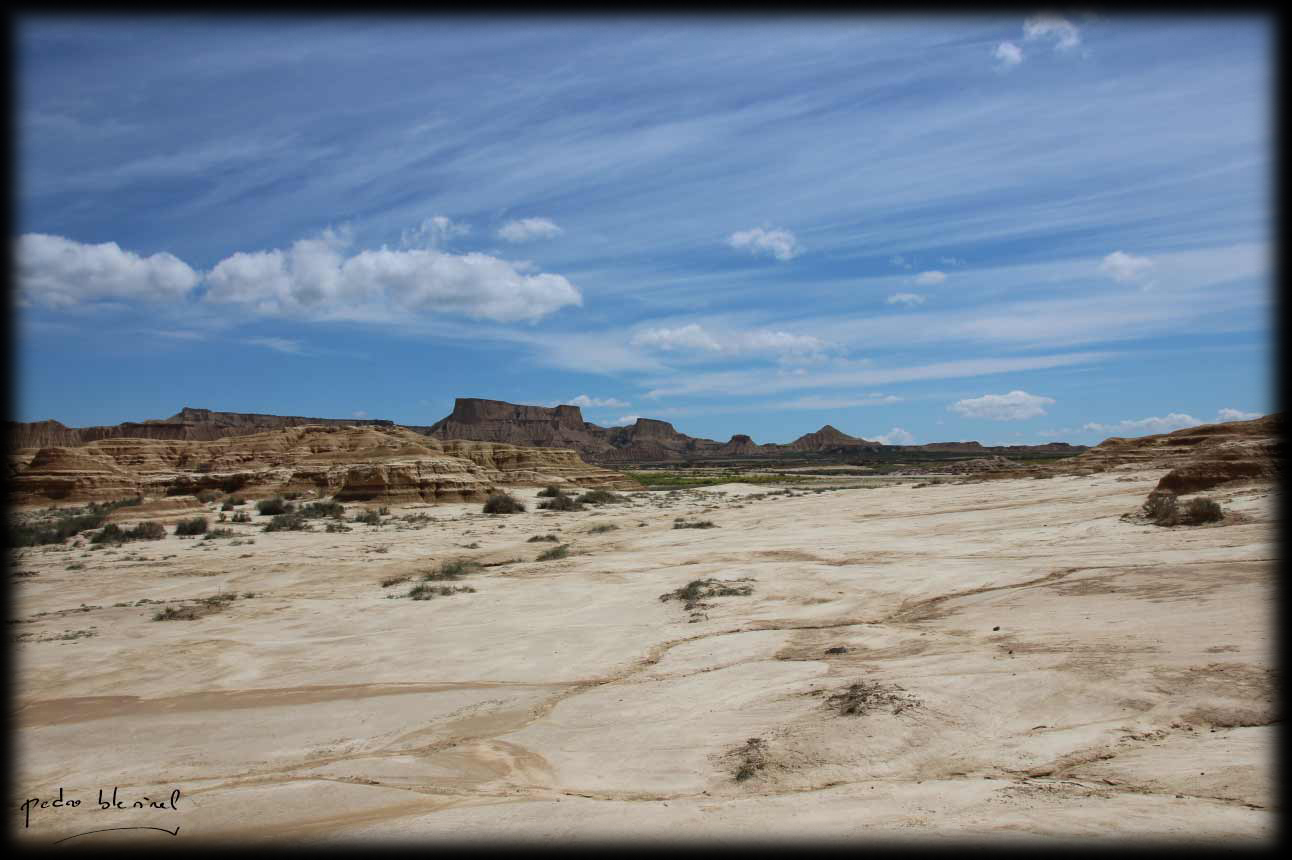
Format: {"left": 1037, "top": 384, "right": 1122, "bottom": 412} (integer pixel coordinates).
{"left": 14, "top": 14, "right": 1273, "bottom": 445}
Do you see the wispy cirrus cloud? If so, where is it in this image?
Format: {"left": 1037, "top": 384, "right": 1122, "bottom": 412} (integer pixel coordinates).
{"left": 497, "top": 217, "right": 562, "bottom": 242}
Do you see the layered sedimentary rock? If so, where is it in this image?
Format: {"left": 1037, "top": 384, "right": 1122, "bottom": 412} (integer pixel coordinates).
{"left": 787, "top": 425, "right": 878, "bottom": 453}
{"left": 1065, "top": 414, "right": 1280, "bottom": 491}
{"left": 10, "top": 425, "right": 636, "bottom": 506}
{"left": 8, "top": 407, "right": 395, "bottom": 450}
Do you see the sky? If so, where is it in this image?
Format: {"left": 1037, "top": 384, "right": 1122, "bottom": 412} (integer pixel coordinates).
{"left": 12, "top": 14, "right": 1275, "bottom": 446}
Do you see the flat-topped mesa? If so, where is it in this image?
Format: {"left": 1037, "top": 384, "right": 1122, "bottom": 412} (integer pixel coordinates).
{"left": 8, "top": 407, "right": 394, "bottom": 450}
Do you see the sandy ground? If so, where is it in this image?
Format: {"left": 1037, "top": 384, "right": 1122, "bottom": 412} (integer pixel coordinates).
{"left": 9, "top": 471, "right": 1277, "bottom": 845}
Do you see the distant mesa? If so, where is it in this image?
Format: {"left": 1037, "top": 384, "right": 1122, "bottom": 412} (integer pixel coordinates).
{"left": 9, "top": 397, "right": 1106, "bottom": 469}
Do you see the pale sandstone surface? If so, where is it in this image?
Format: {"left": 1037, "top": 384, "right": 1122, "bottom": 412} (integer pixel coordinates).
{"left": 9, "top": 471, "right": 1275, "bottom": 845}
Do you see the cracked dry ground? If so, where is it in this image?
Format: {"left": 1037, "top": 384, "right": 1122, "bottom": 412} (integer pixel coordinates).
{"left": 11, "top": 472, "right": 1277, "bottom": 844}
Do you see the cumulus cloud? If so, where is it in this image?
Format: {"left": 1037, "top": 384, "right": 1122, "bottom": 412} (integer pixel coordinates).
{"left": 1082, "top": 413, "right": 1201, "bottom": 435}
{"left": 876, "top": 427, "right": 915, "bottom": 445}
{"left": 563, "top": 394, "right": 630, "bottom": 409}
{"left": 607, "top": 415, "right": 640, "bottom": 426}
{"left": 631, "top": 323, "right": 826, "bottom": 358}
{"left": 1098, "top": 250, "right": 1154, "bottom": 283}
{"left": 727, "top": 226, "right": 802, "bottom": 261}
{"left": 887, "top": 293, "right": 926, "bottom": 306}
{"left": 1023, "top": 14, "right": 1081, "bottom": 51}
{"left": 994, "top": 41, "right": 1024, "bottom": 67}
{"left": 204, "top": 227, "right": 581, "bottom": 323}
{"left": 949, "top": 390, "right": 1055, "bottom": 421}
{"left": 400, "top": 215, "right": 470, "bottom": 249}
{"left": 16, "top": 233, "right": 200, "bottom": 308}
{"left": 496, "top": 217, "right": 563, "bottom": 242}
{"left": 1217, "top": 407, "right": 1261, "bottom": 422}
{"left": 914, "top": 270, "right": 947, "bottom": 286}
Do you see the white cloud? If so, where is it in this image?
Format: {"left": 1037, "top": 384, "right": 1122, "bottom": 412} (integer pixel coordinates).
{"left": 772, "top": 394, "right": 900, "bottom": 410}
{"left": 631, "top": 323, "right": 826, "bottom": 358}
{"left": 914, "top": 270, "right": 947, "bottom": 286}
{"left": 631, "top": 323, "right": 723, "bottom": 352}
{"left": 352, "top": 410, "right": 368, "bottom": 418}
{"left": 244, "top": 336, "right": 304, "bottom": 354}
{"left": 400, "top": 215, "right": 470, "bottom": 249}
{"left": 887, "top": 292, "right": 926, "bottom": 306}
{"left": 16, "top": 233, "right": 200, "bottom": 308}
{"left": 949, "top": 390, "right": 1055, "bottom": 421}
{"left": 496, "top": 217, "right": 563, "bottom": 242}
{"left": 993, "top": 41, "right": 1024, "bottom": 67}
{"left": 1216, "top": 408, "right": 1261, "bottom": 422}
{"left": 1098, "top": 250, "right": 1154, "bottom": 283}
{"left": 1023, "top": 14, "right": 1081, "bottom": 51}
{"left": 876, "top": 427, "right": 915, "bottom": 445}
{"left": 563, "top": 394, "right": 630, "bottom": 409}
{"left": 204, "top": 227, "right": 581, "bottom": 323}
{"left": 607, "top": 415, "right": 640, "bottom": 426}
{"left": 1082, "top": 413, "right": 1202, "bottom": 435}
{"left": 727, "top": 226, "right": 802, "bottom": 261}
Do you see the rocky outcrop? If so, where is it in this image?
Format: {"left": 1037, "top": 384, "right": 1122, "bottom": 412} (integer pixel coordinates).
{"left": 8, "top": 407, "right": 395, "bottom": 450}
{"left": 9, "top": 425, "right": 636, "bottom": 507}
{"left": 787, "top": 425, "right": 876, "bottom": 452}
{"left": 1061, "top": 414, "right": 1280, "bottom": 491}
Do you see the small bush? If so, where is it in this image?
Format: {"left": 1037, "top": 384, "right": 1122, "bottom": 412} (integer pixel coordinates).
{"left": 197, "top": 489, "right": 222, "bottom": 503}
{"left": 1183, "top": 496, "right": 1223, "bottom": 524}
{"left": 221, "top": 501, "right": 236, "bottom": 511}
{"left": 528, "top": 533, "right": 560, "bottom": 542}
{"left": 483, "top": 493, "right": 526, "bottom": 514}
{"left": 175, "top": 517, "right": 209, "bottom": 536}
{"left": 257, "top": 497, "right": 290, "bottom": 516}
{"left": 263, "top": 512, "right": 309, "bottom": 532}
{"left": 407, "top": 583, "right": 476, "bottom": 601}
{"left": 576, "top": 489, "right": 626, "bottom": 505}
{"left": 537, "top": 485, "right": 565, "bottom": 498}
{"left": 381, "top": 574, "right": 411, "bottom": 588}
{"left": 354, "top": 510, "right": 381, "bottom": 526}
{"left": 231, "top": 512, "right": 252, "bottom": 523}
{"left": 733, "top": 737, "right": 768, "bottom": 782}
{"left": 538, "top": 494, "right": 582, "bottom": 511}
{"left": 325, "top": 522, "right": 353, "bottom": 533}
{"left": 536, "top": 544, "right": 570, "bottom": 561}
{"left": 421, "top": 559, "right": 481, "bottom": 581}
{"left": 673, "top": 519, "right": 717, "bottom": 529}
{"left": 1143, "top": 491, "right": 1179, "bottom": 526}
{"left": 224, "top": 496, "right": 246, "bottom": 507}
{"left": 128, "top": 521, "right": 166, "bottom": 541}
{"left": 203, "top": 528, "right": 237, "bottom": 539}
{"left": 377, "top": 506, "right": 390, "bottom": 516}
{"left": 302, "top": 500, "right": 346, "bottom": 519}
{"left": 90, "top": 523, "right": 127, "bottom": 544}
{"left": 588, "top": 523, "right": 618, "bottom": 534}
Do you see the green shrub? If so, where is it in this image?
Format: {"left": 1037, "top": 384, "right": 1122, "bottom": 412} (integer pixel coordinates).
{"left": 90, "top": 523, "right": 127, "bottom": 544}
{"left": 1183, "top": 496, "right": 1223, "bottom": 524}
{"left": 673, "top": 519, "right": 717, "bottom": 529}
{"left": 527, "top": 533, "right": 560, "bottom": 542}
{"left": 256, "top": 497, "right": 291, "bottom": 516}
{"left": 263, "top": 512, "right": 309, "bottom": 532}
{"left": 588, "top": 523, "right": 618, "bottom": 534}
{"left": 231, "top": 512, "right": 252, "bottom": 523}
{"left": 538, "top": 494, "right": 582, "bottom": 511}
{"left": 483, "top": 493, "right": 526, "bottom": 514}
{"left": 421, "top": 559, "right": 481, "bottom": 581}
{"left": 354, "top": 510, "right": 381, "bottom": 526}
{"left": 536, "top": 544, "right": 570, "bottom": 561}
{"left": 302, "top": 500, "right": 345, "bottom": 519}
{"left": 175, "top": 517, "right": 209, "bottom": 536}
{"left": 203, "top": 528, "right": 236, "bottom": 539}
{"left": 576, "top": 489, "right": 626, "bottom": 505}
{"left": 537, "top": 485, "right": 565, "bottom": 498}
{"left": 197, "top": 489, "right": 222, "bottom": 503}
{"left": 127, "top": 521, "right": 166, "bottom": 541}
{"left": 407, "top": 583, "right": 476, "bottom": 601}
{"left": 325, "top": 522, "right": 352, "bottom": 533}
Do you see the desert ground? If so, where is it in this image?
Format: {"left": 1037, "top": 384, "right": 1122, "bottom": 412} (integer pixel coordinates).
{"left": 10, "top": 469, "right": 1276, "bottom": 845}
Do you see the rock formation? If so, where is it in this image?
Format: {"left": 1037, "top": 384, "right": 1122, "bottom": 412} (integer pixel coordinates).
{"left": 9, "top": 425, "right": 636, "bottom": 507}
